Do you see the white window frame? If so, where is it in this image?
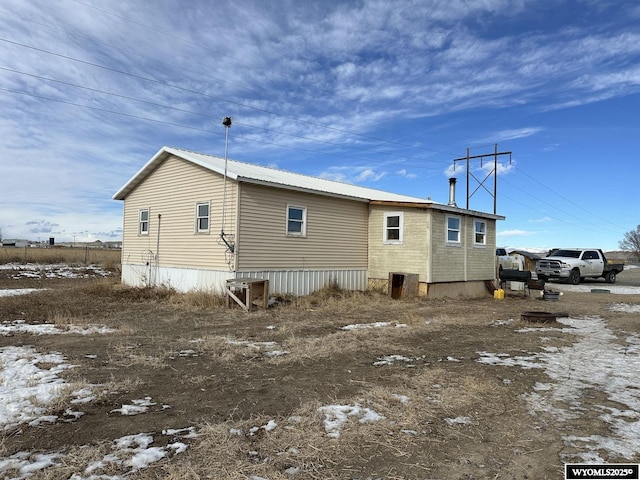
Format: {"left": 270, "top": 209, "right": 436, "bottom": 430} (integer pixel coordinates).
{"left": 383, "top": 212, "right": 403, "bottom": 245}
{"left": 195, "top": 202, "right": 210, "bottom": 233}
{"left": 286, "top": 205, "right": 307, "bottom": 237}
{"left": 473, "top": 219, "right": 487, "bottom": 246}
{"left": 139, "top": 209, "right": 149, "bottom": 236}
{"left": 446, "top": 214, "right": 461, "bottom": 246}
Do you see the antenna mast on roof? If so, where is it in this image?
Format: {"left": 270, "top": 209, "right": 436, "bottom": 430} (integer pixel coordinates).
{"left": 451, "top": 143, "right": 512, "bottom": 214}
{"left": 220, "top": 116, "right": 235, "bottom": 254}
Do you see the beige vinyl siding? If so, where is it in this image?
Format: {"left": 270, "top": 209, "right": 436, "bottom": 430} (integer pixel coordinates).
{"left": 121, "top": 155, "right": 236, "bottom": 270}
{"left": 236, "top": 183, "right": 368, "bottom": 270}
{"left": 368, "top": 206, "right": 430, "bottom": 280}
{"left": 430, "top": 211, "right": 496, "bottom": 281}
{"left": 465, "top": 217, "right": 496, "bottom": 279}
{"left": 430, "top": 211, "right": 465, "bottom": 281}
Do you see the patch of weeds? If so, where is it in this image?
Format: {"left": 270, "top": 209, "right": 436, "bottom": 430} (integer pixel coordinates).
{"left": 170, "top": 289, "right": 226, "bottom": 309}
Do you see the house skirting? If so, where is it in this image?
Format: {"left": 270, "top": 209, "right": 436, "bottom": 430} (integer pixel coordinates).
{"left": 368, "top": 277, "right": 491, "bottom": 299}
{"left": 121, "top": 263, "right": 367, "bottom": 296}
{"left": 424, "top": 280, "right": 490, "bottom": 298}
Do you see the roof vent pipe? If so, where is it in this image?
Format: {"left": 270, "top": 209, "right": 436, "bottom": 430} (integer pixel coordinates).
{"left": 448, "top": 177, "right": 457, "bottom": 207}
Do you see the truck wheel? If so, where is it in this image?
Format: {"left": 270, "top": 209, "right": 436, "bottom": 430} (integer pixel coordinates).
{"left": 605, "top": 271, "right": 616, "bottom": 284}
{"left": 569, "top": 269, "right": 581, "bottom": 285}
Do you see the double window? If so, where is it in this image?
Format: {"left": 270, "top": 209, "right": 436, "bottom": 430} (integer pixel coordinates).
{"left": 474, "top": 219, "right": 487, "bottom": 246}
{"left": 139, "top": 209, "right": 149, "bottom": 235}
{"left": 446, "top": 215, "right": 461, "bottom": 245}
{"left": 196, "top": 202, "right": 210, "bottom": 233}
{"left": 286, "top": 205, "right": 307, "bottom": 236}
{"left": 383, "top": 212, "right": 403, "bottom": 244}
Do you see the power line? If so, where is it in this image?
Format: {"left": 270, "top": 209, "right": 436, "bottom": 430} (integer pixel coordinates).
{"left": 516, "top": 166, "right": 629, "bottom": 231}
{"left": 0, "top": 7, "right": 262, "bottom": 95}
{"left": 0, "top": 34, "right": 459, "bottom": 159}
{"left": 0, "top": 86, "right": 444, "bottom": 171}
{"left": 0, "top": 66, "right": 449, "bottom": 170}
{"left": 499, "top": 175, "right": 626, "bottom": 236}
{"left": 0, "top": 11, "right": 630, "bottom": 237}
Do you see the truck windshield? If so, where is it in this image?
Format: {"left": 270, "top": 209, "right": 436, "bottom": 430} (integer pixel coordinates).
{"left": 550, "top": 250, "right": 581, "bottom": 258}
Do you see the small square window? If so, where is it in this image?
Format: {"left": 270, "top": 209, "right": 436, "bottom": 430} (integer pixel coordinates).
{"left": 446, "top": 215, "right": 461, "bottom": 244}
{"left": 287, "top": 205, "right": 306, "bottom": 236}
{"left": 474, "top": 220, "right": 487, "bottom": 245}
{"left": 139, "top": 209, "right": 149, "bottom": 235}
{"left": 384, "top": 212, "right": 403, "bottom": 244}
{"left": 196, "top": 202, "right": 210, "bottom": 233}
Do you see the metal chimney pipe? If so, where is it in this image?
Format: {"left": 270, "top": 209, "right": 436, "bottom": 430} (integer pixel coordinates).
{"left": 448, "top": 178, "right": 457, "bottom": 207}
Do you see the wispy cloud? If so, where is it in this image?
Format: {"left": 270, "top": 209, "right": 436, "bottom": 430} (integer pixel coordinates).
{"left": 498, "top": 229, "right": 537, "bottom": 237}
{"left": 0, "top": 0, "right": 638, "bottom": 243}
{"left": 396, "top": 169, "right": 417, "bottom": 179}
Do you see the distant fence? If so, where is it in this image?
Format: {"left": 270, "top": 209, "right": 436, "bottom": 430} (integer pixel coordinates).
{"left": 0, "top": 246, "right": 121, "bottom": 269}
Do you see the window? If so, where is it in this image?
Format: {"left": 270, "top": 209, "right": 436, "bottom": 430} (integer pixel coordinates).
{"left": 446, "top": 215, "right": 461, "bottom": 244}
{"left": 196, "top": 202, "right": 210, "bottom": 233}
{"left": 383, "top": 212, "right": 403, "bottom": 244}
{"left": 286, "top": 205, "right": 306, "bottom": 236}
{"left": 474, "top": 219, "right": 487, "bottom": 246}
{"left": 139, "top": 209, "right": 149, "bottom": 235}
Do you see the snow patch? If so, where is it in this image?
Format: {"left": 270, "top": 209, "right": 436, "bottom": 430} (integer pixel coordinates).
{"left": 341, "top": 321, "right": 407, "bottom": 330}
{"left": 0, "top": 288, "right": 44, "bottom": 297}
{"left": 0, "top": 346, "right": 76, "bottom": 431}
{"left": 110, "top": 397, "right": 157, "bottom": 416}
{"left": 318, "top": 404, "right": 385, "bottom": 438}
{"left": 477, "top": 315, "right": 640, "bottom": 462}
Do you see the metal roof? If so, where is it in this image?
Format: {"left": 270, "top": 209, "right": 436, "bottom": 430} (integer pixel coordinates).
{"left": 113, "top": 146, "right": 435, "bottom": 204}
{"left": 112, "top": 146, "right": 505, "bottom": 220}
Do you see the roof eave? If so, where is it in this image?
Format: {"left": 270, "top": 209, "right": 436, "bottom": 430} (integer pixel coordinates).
{"left": 370, "top": 200, "right": 505, "bottom": 220}
{"left": 112, "top": 146, "right": 237, "bottom": 200}
{"left": 113, "top": 146, "right": 169, "bottom": 200}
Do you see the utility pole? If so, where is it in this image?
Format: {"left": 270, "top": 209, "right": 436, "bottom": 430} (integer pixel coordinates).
{"left": 220, "top": 116, "right": 235, "bottom": 253}
{"left": 452, "top": 144, "right": 512, "bottom": 214}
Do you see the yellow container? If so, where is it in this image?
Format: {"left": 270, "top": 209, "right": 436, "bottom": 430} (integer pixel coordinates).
{"left": 493, "top": 289, "right": 504, "bottom": 299}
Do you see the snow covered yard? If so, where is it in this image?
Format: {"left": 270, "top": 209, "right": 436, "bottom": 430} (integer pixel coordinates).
{"left": 479, "top": 314, "right": 640, "bottom": 463}
{"left": 0, "top": 264, "right": 639, "bottom": 478}
{"left": 0, "top": 263, "right": 112, "bottom": 280}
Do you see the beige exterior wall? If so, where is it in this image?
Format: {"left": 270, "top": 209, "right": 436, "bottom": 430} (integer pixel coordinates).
{"left": 369, "top": 206, "right": 498, "bottom": 297}
{"left": 430, "top": 209, "right": 464, "bottom": 282}
{"left": 368, "top": 205, "right": 430, "bottom": 281}
{"left": 121, "top": 155, "right": 237, "bottom": 272}
{"left": 430, "top": 210, "right": 496, "bottom": 282}
{"left": 464, "top": 216, "right": 497, "bottom": 280}
{"left": 236, "top": 183, "right": 368, "bottom": 270}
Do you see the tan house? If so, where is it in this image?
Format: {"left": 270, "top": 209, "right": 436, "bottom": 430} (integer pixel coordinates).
{"left": 113, "top": 146, "right": 504, "bottom": 298}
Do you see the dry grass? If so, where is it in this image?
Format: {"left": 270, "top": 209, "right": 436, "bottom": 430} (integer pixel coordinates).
{"left": 79, "top": 279, "right": 175, "bottom": 302}
{"left": 141, "top": 370, "right": 512, "bottom": 480}
{"left": 108, "top": 343, "right": 173, "bottom": 369}
{"left": 3, "top": 267, "right": 640, "bottom": 479}
{"left": 169, "top": 289, "right": 227, "bottom": 309}
{"left": 48, "top": 310, "right": 76, "bottom": 326}
{"left": 0, "top": 246, "right": 121, "bottom": 270}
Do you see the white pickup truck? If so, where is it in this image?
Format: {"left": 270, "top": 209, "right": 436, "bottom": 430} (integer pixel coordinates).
{"left": 495, "top": 248, "right": 513, "bottom": 270}
{"left": 535, "top": 248, "right": 624, "bottom": 285}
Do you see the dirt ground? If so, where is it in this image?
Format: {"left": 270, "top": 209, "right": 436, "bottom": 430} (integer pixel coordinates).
{"left": 1, "top": 266, "right": 640, "bottom": 479}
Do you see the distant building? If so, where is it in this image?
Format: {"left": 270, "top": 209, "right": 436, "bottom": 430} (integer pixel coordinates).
{"left": 508, "top": 250, "right": 543, "bottom": 272}
{"left": 1, "top": 239, "right": 29, "bottom": 248}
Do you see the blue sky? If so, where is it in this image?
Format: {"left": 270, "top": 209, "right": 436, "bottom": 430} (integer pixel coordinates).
{"left": 1, "top": 0, "right": 638, "bottom": 251}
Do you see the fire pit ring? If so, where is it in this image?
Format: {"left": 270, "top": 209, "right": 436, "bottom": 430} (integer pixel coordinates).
{"left": 521, "top": 311, "right": 557, "bottom": 323}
